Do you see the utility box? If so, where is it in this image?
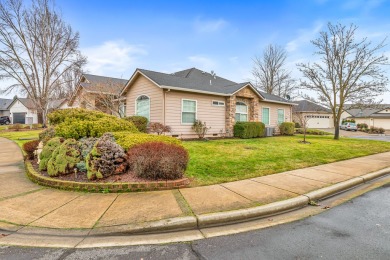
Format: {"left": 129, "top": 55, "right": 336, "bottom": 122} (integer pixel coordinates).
{"left": 265, "top": 127, "right": 274, "bottom": 137}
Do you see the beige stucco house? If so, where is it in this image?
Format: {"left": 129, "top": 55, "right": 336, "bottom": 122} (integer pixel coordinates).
{"left": 341, "top": 105, "right": 390, "bottom": 130}
{"left": 120, "top": 68, "right": 295, "bottom": 138}
{"left": 293, "top": 100, "right": 334, "bottom": 129}
{"left": 68, "top": 74, "right": 128, "bottom": 115}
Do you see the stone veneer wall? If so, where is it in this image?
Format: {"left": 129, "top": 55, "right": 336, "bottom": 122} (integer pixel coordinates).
{"left": 225, "top": 87, "right": 261, "bottom": 136}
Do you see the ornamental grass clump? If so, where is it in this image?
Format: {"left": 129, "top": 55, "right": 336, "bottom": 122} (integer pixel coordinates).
{"left": 86, "top": 133, "right": 128, "bottom": 180}
{"left": 22, "top": 140, "right": 40, "bottom": 159}
{"left": 39, "top": 137, "right": 64, "bottom": 171}
{"left": 127, "top": 142, "right": 189, "bottom": 180}
{"left": 47, "top": 139, "right": 81, "bottom": 177}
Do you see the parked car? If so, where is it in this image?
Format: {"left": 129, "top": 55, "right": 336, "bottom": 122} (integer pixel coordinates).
{"left": 340, "top": 122, "right": 357, "bottom": 131}
{"left": 0, "top": 116, "right": 10, "bottom": 125}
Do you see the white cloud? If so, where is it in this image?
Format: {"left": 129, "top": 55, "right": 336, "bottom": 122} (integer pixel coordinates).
{"left": 82, "top": 40, "right": 147, "bottom": 76}
{"left": 286, "top": 21, "right": 324, "bottom": 52}
{"left": 193, "top": 17, "right": 228, "bottom": 33}
{"left": 188, "top": 55, "right": 217, "bottom": 71}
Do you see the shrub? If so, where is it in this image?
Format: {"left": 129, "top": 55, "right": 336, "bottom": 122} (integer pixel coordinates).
{"left": 113, "top": 132, "right": 182, "bottom": 150}
{"left": 127, "top": 142, "right": 189, "bottom": 180}
{"left": 9, "top": 123, "right": 22, "bottom": 131}
{"left": 52, "top": 111, "right": 139, "bottom": 139}
{"left": 32, "top": 124, "right": 42, "bottom": 129}
{"left": 357, "top": 123, "right": 368, "bottom": 129}
{"left": 295, "top": 128, "right": 332, "bottom": 135}
{"left": 369, "top": 126, "right": 385, "bottom": 134}
{"left": 279, "top": 122, "right": 295, "bottom": 136}
{"left": 39, "top": 137, "right": 64, "bottom": 171}
{"left": 47, "top": 139, "right": 81, "bottom": 177}
{"left": 39, "top": 127, "right": 56, "bottom": 144}
{"left": 76, "top": 137, "right": 98, "bottom": 172}
{"left": 192, "top": 120, "right": 211, "bottom": 139}
{"left": 342, "top": 119, "right": 355, "bottom": 124}
{"left": 148, "top": 122, "right": 172, "bottom": 135}
{"left": 294, "top": 122, "right": 301, "bottom": 128}
{"left": 22, "top": 140, "right": 40, "bottom": 160}
{"left": 48, "top": 108, "right": 108, "bottom": 125}
{"left": 86, "top": 133, "right": 128, "bottom": 180}
{"left": 124, "top": 116, "right": 148, "bottom": 133}
{"left": 234, "top": 122, "right": 265, "bottom": 138}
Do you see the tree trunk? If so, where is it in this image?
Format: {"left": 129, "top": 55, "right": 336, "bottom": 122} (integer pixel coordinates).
{"left": 334, "top": 117, "right": 340, "bottom": 140}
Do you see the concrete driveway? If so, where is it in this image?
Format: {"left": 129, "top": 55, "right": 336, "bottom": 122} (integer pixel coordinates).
{"left": 316, "top": 128, "right": 390, "bottom": 140}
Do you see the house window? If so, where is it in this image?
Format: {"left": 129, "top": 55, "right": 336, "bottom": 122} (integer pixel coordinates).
{"left": 136, "top": 95, "right": 150, "bottom": 120}
{"left": 262, "top": 107, "right": 270, "bottom": 125}
{"left": 182, "top": 99, "right": 197, "bottom": 124}
{"left": 277, "top": 109, "right": 284, "bottom": 124}
{"left": 212, "top": 100, "right": 225, "bottom": 106}
{"left": 235, "top": 101, "right": 248, "bottom": 122}
{"left": 119, "top": 101, "right": 126, "bottom": 118}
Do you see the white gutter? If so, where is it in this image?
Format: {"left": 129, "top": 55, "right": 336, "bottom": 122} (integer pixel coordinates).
{"left": 161, "top": 85, "right": 230, "bottom": 96}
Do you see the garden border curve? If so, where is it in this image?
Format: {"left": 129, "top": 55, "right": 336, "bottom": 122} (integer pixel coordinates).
{"left": 25, "top": 161, "right": 190, "bottom": 193}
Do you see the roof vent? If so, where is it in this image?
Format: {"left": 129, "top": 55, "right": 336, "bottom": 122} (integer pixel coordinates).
{"left": 210, "top": 70, "right": 216, "bottom": 79}
{"left": 210, "top": 79, "right": 212, "bottom": 86}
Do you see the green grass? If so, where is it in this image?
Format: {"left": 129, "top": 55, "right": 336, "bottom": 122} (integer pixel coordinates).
{"left": 0, "top": 130, "right": 41, "bottom": 147}
{"left": 183, "top": 135, "right": 390, "bottom": 186}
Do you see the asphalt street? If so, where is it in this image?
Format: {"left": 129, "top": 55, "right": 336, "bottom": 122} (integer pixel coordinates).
{"left": 1, "top": 184, "right": 389, "bottom": 260}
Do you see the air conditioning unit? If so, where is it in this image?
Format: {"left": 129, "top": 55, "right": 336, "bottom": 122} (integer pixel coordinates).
{"left": 265, "top": 127, "right": 274, "bottom": 137}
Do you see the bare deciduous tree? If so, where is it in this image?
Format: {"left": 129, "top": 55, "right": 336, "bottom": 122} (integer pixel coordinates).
{"left": 252, "top": 44, "right": 296, "bottom": 98}
{"left": 0, "top": 0, "right": 86, "bottom": 125}
{"left": 298, "top": 23, "right": 389, "bottom": 140}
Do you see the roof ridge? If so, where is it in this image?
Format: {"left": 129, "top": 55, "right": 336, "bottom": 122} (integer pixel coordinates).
{"left": 83, "top": 73, "right": 127, "bottom": 81}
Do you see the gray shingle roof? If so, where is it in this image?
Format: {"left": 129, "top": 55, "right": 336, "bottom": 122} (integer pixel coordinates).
{"left": 294, "top": 100, "right": 331, "bottom": 113}
{"left": 17, "top": 98, "right": 36, "bottom": 109}
{"left": 344, "top": 104, "right": 390, "bottom": 118}
{"left": 82, "top": 74, "right": 128, "bottom": 95}
{"left": 48, "top": 98, "right": 67, "bottom": 110}
{"left": 137, "top": 68, "right": 293, "bottom": 104}
{"left": 0, "top": 98, "right": 12, "bottom": 110}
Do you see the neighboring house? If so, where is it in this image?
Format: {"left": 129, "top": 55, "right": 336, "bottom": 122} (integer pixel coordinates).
{"left": 7, "top": 97, "right": 69, "bottom": 124}
{"left": 7, "top": 97, "right": 39, "bottom": 124}
{"left": 293, "top": 100, "right": 334, "bottom": 129}
{"left": 120, "top": 68, "right": 295, "bottom": 138}
{"left": 341, "top": 104, "right": 390, "bottom": 130}
{"left": 0, "top": 98, "right": 12, "bottom": 117}
{"left": 68, "top": 74, "right": 128, "bottom": 115}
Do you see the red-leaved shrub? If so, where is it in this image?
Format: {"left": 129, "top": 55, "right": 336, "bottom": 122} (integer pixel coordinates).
{"left": 22, "top": 140, "right": 40, "bottom": 159}
{"left": 127, "top": 142, "right": 189, "bottom": 180}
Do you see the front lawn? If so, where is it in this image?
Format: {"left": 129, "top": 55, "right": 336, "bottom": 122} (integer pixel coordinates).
{"left": 183, "top": 135, "right": 390, "bottom": 186}
{"left": 0, "top": 130, "right": 41, "bottom": 147}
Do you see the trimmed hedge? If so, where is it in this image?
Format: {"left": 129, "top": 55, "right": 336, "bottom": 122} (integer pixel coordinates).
{"left": 279, "top": 122, "right": 295, "bottom": 136}
{"left": 113, "top": 132, "right": 182, "bottom": 150}
{"left": 233, "top": 122, "right": 265, "bottom": 139}
{"left": 295, "top": 128, "right": 332, "bottom": 135}
{"left": 124, "top": 116, "right": 148, "bottom": 133}
{"left": 48, "top": 108, "right": 139, "bottom": 139}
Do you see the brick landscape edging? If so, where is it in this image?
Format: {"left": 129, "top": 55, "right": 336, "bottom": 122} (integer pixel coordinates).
{"left": 25, "top": 161, "right": 190, "bottom": 193}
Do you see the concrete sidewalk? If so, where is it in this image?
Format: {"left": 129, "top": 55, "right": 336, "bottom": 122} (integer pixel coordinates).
{"left": 0, "top": 137, "right": 390, "bottom": 240}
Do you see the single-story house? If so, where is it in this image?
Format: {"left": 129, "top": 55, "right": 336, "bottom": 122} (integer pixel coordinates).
{"left": 7, "top": 97, "right": 39, "bottom": 124}
{"left": 68, "top": 74, "right": 128, "bottom": 115}
{"left": 119, "top": 67, "right": 295, "bottom": 138}
{"left": 0, "top": 98, "right": 12, "bottom": 117}
{"left": 341, "top": 104, "right": 390, "bottom": 130}
{"left": 293, "top": 100, "right": 334, "bottom": 129}
{"left": 7, "top": 97, "right": 70, "bottom": 124}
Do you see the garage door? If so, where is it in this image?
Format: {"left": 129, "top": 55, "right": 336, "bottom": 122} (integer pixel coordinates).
{"left": 307, "top": 115, "right": 333, "bottom": 129}
{"left": 13, "top": 113, "right": 26, "bottom": 124}
{"left": 373, "top": 119, "right": 390, "bottom": 130}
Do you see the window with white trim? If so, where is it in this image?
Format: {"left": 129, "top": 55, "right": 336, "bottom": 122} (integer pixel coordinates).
{"left": 136, "top": 95, "right": 150, "bottom": 120}
{"left": 277, "top": 109, "right": 284, "bottom": 124}
{"left": 212, "top": 100, "right": 225, "bottom": 106}
{"left": 182, "top": 99, "right": 197, "bottom": 124}
{"left": 262, "top": 107, "right": 270, "bottom": 125}
{"left": 235, "top": 101, "right": 248, "bottom": 122}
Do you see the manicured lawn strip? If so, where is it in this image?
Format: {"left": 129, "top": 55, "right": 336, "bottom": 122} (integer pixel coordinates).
{"left": 0, "top": 130, "right": 41, "bottom": 148}
{"left": 183, "top": 135, "right": 390, "bottom": 186}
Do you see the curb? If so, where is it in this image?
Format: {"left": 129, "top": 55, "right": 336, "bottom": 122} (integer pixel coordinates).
{"left": 89, "top": 216, "right": 198, "bottom": 236}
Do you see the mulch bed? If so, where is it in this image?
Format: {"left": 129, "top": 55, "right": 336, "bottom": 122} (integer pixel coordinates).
{"left": 30, "top": 160, "right": 169, "bottom": 183}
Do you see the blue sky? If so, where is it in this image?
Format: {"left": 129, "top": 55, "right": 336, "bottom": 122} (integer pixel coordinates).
{"left": 2, "top": 0, "right": 390, "bottom": 101}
